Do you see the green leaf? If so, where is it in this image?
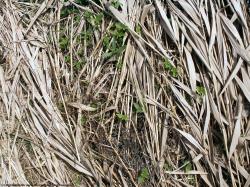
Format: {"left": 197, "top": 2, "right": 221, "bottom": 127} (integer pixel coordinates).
{"left": 64, "top": 55, "right": 70, "bottom": 63}
{"left": 81, "top": 29, "right": 93, "bottom": 45}
{"left": 75, "top": 0, "right": 89, "bottom": 5}
{"left": 184, "top": 161, "right": 195, "bottom": 184}
{"left": 95, "top": 13, "right": 103, "bottom": 25}
{"left": 103, "top": 35, "right": 111, "bottom": 49}
{"left": 116, "top": 113, "right": 129, "bottom": 122}
{"left": 59, "top": 37, "right": 69, "bottom": 50}
{"left": 164, "top": 163, "right": 172, "bottom": 171}
{"left": 74, "top": 60, "right": 85, "bottom": 70}
{"left": 163, "top": 59, "right": 173, "bottom": 70}
{"left": 84, "top": 11, "right": 95, "bottom": 24}
{"left": 138, "top": 167, "right": 149, "bottom": 184}
{"left": 196, "top": 86, "right": 206, "bottom": 96}
{"left": 81, "top": 116, "right": 87, "bottom": 125}
{"left": 184, "top": 161, "right": 192, "bottom": 173}
{"left": 61, "top": 6, "right": 78, "bottom": 18}
{"left": 116, "top": 60, "right": 123, "bottom": 69}
{"left": 133, "top": 103, "right": 143, "bottom": 113}
{"left": 114, "top": 45, "right": 126, "bottom": 55}
{"left": 103, "top": 45, "right": 126, "bottom": 60}
{"left": 102, "top": 52, "right": 114, "bottom": 60}
{"left": 115, "top": 22, "right": 127, "bottom": 30}
{"left": 171, "top": 67, "right": 178, "bottom": 78}
{"left": 136, "top": 24, "right": 141, "bottom": 34}
{"left": 111, "top": 0, "right": 122, "bottom": 9}
{"left": 102, "top": 21, "right": 127, "bottom": 57}
{"left": 163, "top": 58, "right": 179, "bottom": 77}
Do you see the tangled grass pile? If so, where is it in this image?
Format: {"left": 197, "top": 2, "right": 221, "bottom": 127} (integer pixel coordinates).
{"left": 0, "top": 0, "right": 250, "bottom": 186}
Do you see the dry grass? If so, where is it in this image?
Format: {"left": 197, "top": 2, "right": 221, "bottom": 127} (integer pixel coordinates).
{"left": 0, "top": 0, "right": 250, "bottom": 186}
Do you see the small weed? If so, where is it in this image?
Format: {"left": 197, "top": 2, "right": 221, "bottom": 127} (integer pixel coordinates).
{"left": 111, "top": 0, "right": 123, "bottom": 9}
{"left": 81, "top": 116, "right": 87, "bottom": 125}
{"left": 75, "top": 15, "right": 82, "bottom": 23}
{"left": 74, "top": 60, "right": 85, "bottom": 70}
{"left": 84, "top": 12, "right": 103, "bottom": 27}
{"left": 95, "top": 13, "right": 103, "bottom": 25}
{"left": 102, "top": 22, "right": 127, "bottom": 60}
{"left": 184, "top": 161, "right": 195, "bottom": 185}
{"left": 112, "top": 22, "right": 128, "bottom": 37}
{"left": 116, "top": 113, "right": 129, "bottom": 122}
{"left": 75, "top": 0, "right": 89, "bottom": 5}
{"left": 184, "top": 161, "right": 192, "bottom": 172}
{"left": 171, "top": 67, "right": 179, "bottom": 77}
{"left": 196, "top": 86, "right": 206, "bottom": 96}
{"left": 116, "top": 60, "right": 123, "bottom": 69}
{"left": 75, "top": 0, "right": 101, "bottom": 6}
{"left": 72, "top": 174, "right": 82, "bottom": 187}
{"left": 138, "top": 167, "right": 149, "bottom": 184}
{"left": 164, "top": 162, "right": 173, "bottom": 171}
{"left": 84, "top": 11, "right": 93, "bottom": 21}
{"left": 81, "top": 29, "right": 93, "bottom": 45}
{"left": 59, "top": 37, "right": 69, "bottom": 51}
{"left": 64, "top": 55, "right": 70, "bottom": 63}
{"left": 163, "top": 58, "right": 179, "bottom": 78}
{"left": 77, "top": 49, "right": 84, "bottom": 57}
{"left": 91, "top": 103, "right": 98, "bottom": 108}
{"left": 103, "top": 45, "right": 126, "bottom": 59}
{"left": 133, "top": 103, "right": 143, "bottom": 113}
{"left": 25, "top": 141, "right": 33, "bottom": 153}
{"left": 136, "top": 24, "right": 142, "bottom": 34}
{"left": 163, "top": 58, "right": 172, "bottom": 70}
{"left": 61, "top": 6, "right": 78, "bottom": 18}
{"left": 103, "top": 35, "right": 111, "bottom": 49}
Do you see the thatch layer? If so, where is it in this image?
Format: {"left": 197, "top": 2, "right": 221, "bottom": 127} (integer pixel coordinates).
{"left": 0, "top": 0, "right": 249, "bottom": 186}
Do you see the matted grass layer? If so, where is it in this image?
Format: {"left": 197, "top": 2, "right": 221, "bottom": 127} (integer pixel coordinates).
{"left": 0, "top": 0, "right": 250, "bottom": 186}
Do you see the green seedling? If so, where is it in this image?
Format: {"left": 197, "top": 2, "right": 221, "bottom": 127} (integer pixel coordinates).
{"left": 116, "top": 60, "right": 123, "bottom": 69}
{"left": 111, "top": 22, "right": 128, "bottom": 38}
{"left": 81, "top": 116, "right": 87, "bottom": 125}
{"left": 163, "top": 58, "right": 179, "bottom": 78}
{"left": 25, "top": 141, "right": 33, "bottom": 153}
{"left": 138, "top": 167, "right": 149, "bottom": 184}
{"left": 196, "top": 86, "right": 206, "bottom": 96}
{"left": 111, "top": 0, "right": 123, "bottom": 9}
{"left": 74, "top": 60, "right": 85, "bottom": 70}
{"left": 133, "top": 103, "right": 143, "bottom": 113}
{"left": 64, "top": 55, "right": 70, "bottom": 63}
{"left": 90, "top": 103, "right": 98, "bottom": 108}
{"left": 75, "top": 0, "right": 89, "bottom": 5}
{"left": 75, "top": 0, "right": 101, "bottom": 6}
{"left": 184, "top": 161, "right": 195, "bottom": 185}
{"left": 72, "top": 174, "right": 82, "bottom": 187}
{"left": 95, "top": 13, "right": 103, "bottom": 25}
{"left": 75, "top": 15, "right": 82, "bottom": 23}
{"left": 102, "top": 22, "right": 127, "bottom": 60}
{"left": 82, "top": 29, "right": 93, "bottom": 44}
{"left": 164, "top": 162, "right": 173, "bottom": 171}
{"left": 136, "top": 24, "right": 142, "bottom": 34}
{"left": 184, "top": 161, "right": 192, "bottom": 172}
{"left": 84, "top": 11, "right": 94, "bottom": 22}
{"left": 84, "top": 12, "right": 103, "bottom": 27}
{"left": 163, "top": 58, "right": 172, "bottom": 70}
{"left": 103, "top": 35, "right": 111, "bottom": 49}
{"left": 59, "top": 37, "right": 69, "bottom": 51}
{"left": 106, "top": 23, "right": 127, "bottom": 49}
{"left": 103, "top": 45, "right": 126, "bottom": 59}
{"left": 116, "top": 113, "right": 129, "bottom": 122}
{"left": 61, "top": 6, "right": 79, "bottom": 18}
